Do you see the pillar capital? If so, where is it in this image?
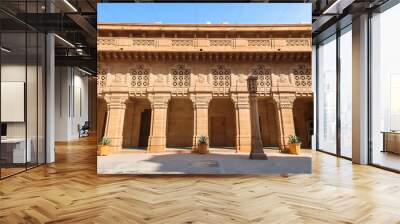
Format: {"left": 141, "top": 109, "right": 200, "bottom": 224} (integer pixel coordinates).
{"left": 190, "top": 94, "right": 212, "bottom": 109}
{"left": 273, "top": 94, "right": 296, "bottom": 110}
{"left": 148, "top": 94, "right": 171, "bottom": 109}
{"left": 104, "top": 94, "right": 129, "bottom": 108}
{"left": 231, "top": 93, "right": 250, "bottom": 109}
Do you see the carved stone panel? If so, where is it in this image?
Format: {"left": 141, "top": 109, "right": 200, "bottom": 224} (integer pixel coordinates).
{"left": 129, "top": 64, "right": 150, "bottom": 88}
{"left": 293, "top": 65, "right": 312, "bottom": 88}
{"left": 211, "top": 65, "right": 231, "bottom": 88}
{"left": 171, "top": 64, "right": 191, "bottom": 88}
{"left": 251, "top": 64, "right": 272, "bottom": 88}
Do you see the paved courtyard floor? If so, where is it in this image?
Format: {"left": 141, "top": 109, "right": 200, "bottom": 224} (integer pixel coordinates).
{"left": 98, "top": 148, "right": 312, "bottom": 174}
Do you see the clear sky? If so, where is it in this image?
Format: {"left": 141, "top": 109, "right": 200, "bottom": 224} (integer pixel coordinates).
{"left": 98, "top": 3, "right": 311, "bottom": 24}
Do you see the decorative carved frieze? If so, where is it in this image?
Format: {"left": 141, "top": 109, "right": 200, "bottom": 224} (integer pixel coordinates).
{"left": 98, "top": 64, "right": 312, "bottom": 96}
{"left": 132, "top": 39, "right": 155, "bottom": 46}
{"left": 248, "top": 39, "right": 271, "bottom": 47}
{"left": 171, "top": 39, "right": 194, "bottom": 47}
{"left": 286, "top": 39, "right": 310, "bottom": 46}
{"left": 97, "top": 38, "right": 115, "bottom": 46}
{"left": 209, "top": 39, "right": 232, "bottom": 47}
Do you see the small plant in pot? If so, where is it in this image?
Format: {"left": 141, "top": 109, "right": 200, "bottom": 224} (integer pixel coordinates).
{"left": 287, "top": 135, "right": 301, "bottom": 155}
{"left": 98, "top": 137, "right": 111, "bottom": 156}
{"left": 196, "top": 135, "right": 209, "bottom": 154}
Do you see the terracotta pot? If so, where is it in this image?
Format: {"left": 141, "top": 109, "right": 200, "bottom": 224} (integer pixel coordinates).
{"left": 288, "top": 143, "right": 301, "bottom": 155}
{"left": 97, "top": 145, "right": 110, "bottom": 156}
{"left": 197, "top": 144, "right": 209, "bottom": 154}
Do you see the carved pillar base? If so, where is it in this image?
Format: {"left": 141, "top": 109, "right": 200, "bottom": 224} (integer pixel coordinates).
{"left": 191, "top": 94, "right": 212, "bottom": 151}
{"left": 147, "top": 94, "right": 170, "bottom": 153}
{"left": 103, "top": 94, "right": 128, "bottom": 152}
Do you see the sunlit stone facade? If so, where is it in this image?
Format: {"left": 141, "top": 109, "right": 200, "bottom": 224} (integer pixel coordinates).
{"left": 97, "top": 23, "right": 313, "bottom": 153}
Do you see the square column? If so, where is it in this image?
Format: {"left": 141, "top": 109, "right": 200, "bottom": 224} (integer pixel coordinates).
{"left": 147, "top": 94, "right": 170, "bottom": 152}
{"left": 232, "top": 94, "right": 252, "bottom": 152}
{"left": 273, "top": 94, "right": 296, "bottom": 150}
{"left": 352, "top": 14, "right": 369, "bottom": 164}
{"left": 104, "top": 94, "right": 128, "bottom": 152}
{"left": 191, "top": 94, "right": 212, "bottom": 150}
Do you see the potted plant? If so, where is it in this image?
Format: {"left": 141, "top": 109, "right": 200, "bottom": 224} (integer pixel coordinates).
{"left": 98, "top": 137, "right": 111, "bottom": 156}
{"left": 196, "top": 135, "right": 209, "bottom": 154}
{"left": 288, "top": 135, "right": 301, "bottom": 155}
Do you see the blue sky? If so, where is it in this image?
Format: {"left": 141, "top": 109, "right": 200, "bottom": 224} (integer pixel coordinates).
{"left": 98, "top": 3, "right": 311, "bottom": 24}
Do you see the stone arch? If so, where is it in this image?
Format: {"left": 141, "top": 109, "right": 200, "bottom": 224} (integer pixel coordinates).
{"left": 208, "top": 97, "right": 236, "bottom": 148}
{"left": 257, "top": 97, "right": 280, "bottom": 147}
{"left": 293, "top": 97, "right": 313, "bottom": 148}
{"left": 166, "top": 97, "right": 194, "bottom": 148}
{"left": 122, "top": 97, "right": 152, "bottom": 148}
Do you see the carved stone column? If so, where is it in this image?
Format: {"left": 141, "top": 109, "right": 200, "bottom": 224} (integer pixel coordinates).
{"left": 191, "top": 94, "right": 212, "bottom": 151}
{"left": 273, "top": 94, "right": 296, "bottom": 150}
{"left": 247, "top": 75, "right": 267, "bottom": 159}
{"left": 122, "top": 100, "right": 135, "bottom": 147}
{"left": 147, "top": 94, "right": 171, "bottom": 152}
{"left": 103, "top": 94, "right": 129, "bottom": 152}
{"left": 232, "top": 93, "right": 252, "bottom": 153}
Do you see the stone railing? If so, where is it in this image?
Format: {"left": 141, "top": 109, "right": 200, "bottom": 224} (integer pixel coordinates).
{"left": 98, "top": 37, "right": 311, "bottom": 52}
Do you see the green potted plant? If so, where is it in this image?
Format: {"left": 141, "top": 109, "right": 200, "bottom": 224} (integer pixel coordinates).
{"left": 196, "top": 135, "right": 209, "bottom": 154}
{"left": 287, "top": 135, "right": 301, "bottom": 155}
{"left": 98, "top": 137, "right": 111, "bottom": 156}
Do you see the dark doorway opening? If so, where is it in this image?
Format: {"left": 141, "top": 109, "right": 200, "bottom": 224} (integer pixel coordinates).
{"left": 139, "top": 109, "right": 151, "bottom": 147}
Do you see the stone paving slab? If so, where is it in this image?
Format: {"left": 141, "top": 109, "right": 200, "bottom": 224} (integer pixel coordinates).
{"left": 98, "top": 149, "right": 312, "bottom": 174}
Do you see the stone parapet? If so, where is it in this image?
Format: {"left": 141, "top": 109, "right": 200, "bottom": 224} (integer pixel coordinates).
{"left": 98, "top": 37, "right": 311, "bottom": 53}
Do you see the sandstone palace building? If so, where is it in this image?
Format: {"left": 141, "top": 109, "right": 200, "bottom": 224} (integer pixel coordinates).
{"left": 97, "top": 23, "right": 313, "bottom": 153}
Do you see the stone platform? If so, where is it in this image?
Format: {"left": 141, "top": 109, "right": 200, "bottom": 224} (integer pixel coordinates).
{"left": 97, "top": 148, "right": 312, "bottom": 174}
